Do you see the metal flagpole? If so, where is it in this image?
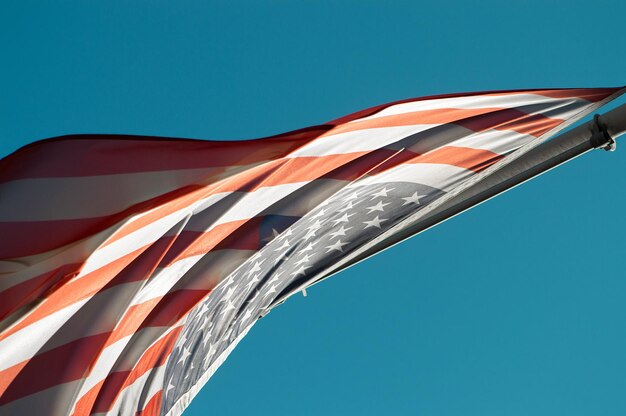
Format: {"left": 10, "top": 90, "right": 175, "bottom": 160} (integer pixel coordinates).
{"left": 340, "top": 102, "right": 626, "bottom": 271}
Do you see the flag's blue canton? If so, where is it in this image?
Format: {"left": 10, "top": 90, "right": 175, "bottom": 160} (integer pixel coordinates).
{"left": 162, "top": 181, "right": 445, "bottom": 413}
{"left": 259, "top": 215, "right": 299, "bottom": 248}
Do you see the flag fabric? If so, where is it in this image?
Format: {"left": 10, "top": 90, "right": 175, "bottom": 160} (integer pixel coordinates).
{"left": 0, "top": 87, "right": 623, "bottom": 415}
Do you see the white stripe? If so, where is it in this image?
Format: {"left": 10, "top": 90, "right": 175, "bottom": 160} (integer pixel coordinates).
{"left": 396, "top": 125, "right": 536, "bottom": 157}
{"left": 355, "top": 163, "right": 472, "bottom": 191}
{"left": 132, "top": 255, "right": 205, "bottom": 305}
{"left": 294, "top": 101, "right": 588, "bottom": 159}
{"left": 100, "top": 364, "right": 166, "bottom": 416}
{"left": 450, "top": 129, "right": 535, "bottom": 154}
{"left": 0, "top": 379, "right": 84, "bottom": 416}
{"left": 288, "top": 125, "right": 437, "bottom": 157}
{"left": 352, "top": 94, "right": 587, "bottom": 122}
{"left": 0, "top": 225, "right": 115, "bottom": 292}
{"left": 71, "top": 325, "right": 183, "bottom": 413}
{"left": 1, "top": 181, "right": 314, "bottom": 353}
{"left": 77, "top": 193, "right": 226, "bottom": 278}
{"left": 0, "top": 279, "right": 156, "bottom": 371}
{"left": 0, "top": 167, "right": 222, "bottom": 222}
{"left": 209, "top": 181, "right": 307, "bottom": 226}
{"left": 0, "top": 298, "right": 89, "bottom": 371}
{"left": 1, "top": 247, "right": 249, "bottom": 370}
{"left": 75, "top": 181, "right": 306, "bottom": 280}
{"left": 73, "top": 332, "right": 132, "bottom": 396}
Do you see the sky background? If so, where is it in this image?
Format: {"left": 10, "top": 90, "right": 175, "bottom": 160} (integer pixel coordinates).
{"left": 1, "top": 1, "right": 626, "bottom": 415}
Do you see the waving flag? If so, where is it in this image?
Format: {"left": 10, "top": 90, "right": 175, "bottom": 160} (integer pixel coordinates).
{"left": 0, "top": 88, "right": 623, "bottom": 415}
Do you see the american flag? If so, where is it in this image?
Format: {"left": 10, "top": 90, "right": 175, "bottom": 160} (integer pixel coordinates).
{"left": 0, "top": 88, "right": 622, "bottom": 415}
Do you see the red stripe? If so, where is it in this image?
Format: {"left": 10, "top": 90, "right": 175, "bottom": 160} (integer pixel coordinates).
{"left": 523, "top": 88, "right": 622, "bottom": 102}
{"left": 327, "top": 107, "right": 500, "bottom": 136}
{"left": 0, "top": 332, "right": 111, "bottom": 405}
{"left": 2, "top": 216, "right": 260, "bottom": 337}
{"left": 0, "top": 263, "right": 81, "bottom": 321}
{"left": 0, "top": 148, "right": 395, "bottom": 260}
{"left": 0, "top": 290, "right": 203, "bottom": 405}
{"left": 0, "top": 182, "right": 205, "bottom": 260}
{"left": 0, "top": 247, "right": 150, "bottom": 341}
{"left": 454, "top": 109, "right": 562, "bottom": 137}
{"left": 135, "top": 391, "right": 163, "bottom": 416}
{"left": 104, "top": 289, "right": 211, "bottom": 348}
{"left": 0, "top": 126, "right": 328, "bottom": 181}
{"left": 404, "top": 146, "right": 503, "bottom": 172}
{"left": 0, "top": 151, "right": 376, "bottom": 260}
{"left": 329, "top": 87, "right": 620, "bottom": 124}
{"left": 92, "top": 329, "right": 180, "bottom": 414}
{"left": 72, "top": 327, "right": 181, "bottom": 416}
{"left": 0, "top": 230, "right": 191, "bottom": 342}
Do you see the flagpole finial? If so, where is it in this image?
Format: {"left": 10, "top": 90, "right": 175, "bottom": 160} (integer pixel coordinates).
{"left": 591, "top": 114, "right": 616, "bottom": 151}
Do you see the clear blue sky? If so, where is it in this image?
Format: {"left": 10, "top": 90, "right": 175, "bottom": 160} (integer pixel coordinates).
{"left": 2, "top": 1, "right": 625, "bottom": 415}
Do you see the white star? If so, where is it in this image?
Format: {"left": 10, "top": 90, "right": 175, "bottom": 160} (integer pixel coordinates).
{"left": 326, "top": 240, "right": 349, "bottom": 253}
{"left": 371, "top": 187, "right": 393, "bottom": 199}
{"left": 267, "top": 271, "right": 283, "bottom": 285}
{"left": 401, "top": 191, "right": 424, "bottom": 205}
{"left": 178, "top": 347, "right": 191, "bottom": 365}
{"left": 343, "top": 191, "right": 359, "bottom": 201}
{"left": 245, "top": 274, "right": 261, "bottom": 290}
{"left": 306, "top": 219, "right": 322, "bottom": 231}
{"left": 295, "top": 254, "right": 311, "bottom": 265}
{"left": 247, "top": 289, "right": 261, "bottom": 305}
{"left": 329, "top": 225, "right": 352, "bottom": 239}
{"left": 274, "top": 239, "right": 290, "bottom": 251}
{"left": 365, "top": 200, "right": 389, "bottom": 214}
{"left": 242, "top": 308, "right": 254, "bottom": 321}
{"left": 338, "top": 201, "right": 354, "bottom": 212}
{"left": 300, "top": 241, "right": 316, "bottom": 253}
{"left": 263, "top": 228, "right": 281, "bottom": 242}
{"left": 206, "top": 343, "right": 216, "bottom": 359}
{"left": 279, "top": 227, "right": 293, "bottom": 239}
{"left": 250, "top": 260, "right": 263, "bottom": 273}
{"left": 311, "top": 209, "right": 326, "bottom": 219}
{"left": 332, "top": 212, "right": 354, "bottom": 225}
{"left": 202, "top": 328, "right": 213, "bottom": 348}
{"left": 292, "top": 265, "right": 311, "bottom": 277}
{"left": 241, "top": 309, "right": 252, "bottom": 321}
{"left": 166, "top": 381, "right": 175, "bottom": 394}
{"left": 249, "top": 250, "right": 262, "bottom": 262}
{"left": 224, "top": 286, "right": 236, "bottom": 299}
{"left": 220, "top": 299, "right": 236, "bottom": 316}
{"left": 273, "top": 250, "right": 289, "bottom": 264}
{"left": 363, "top": 215, "right": 386, "bottom": 229}
{"left": 304, "top": 220, "right": 323, "bottom": 239}
{"left": 221, "top": 275, "right": 235, "bottom": 288}
{"left": 197, "top": 302, "right": 209, "bottom": 316}
{"left": 265, "top": 284, "right": 278, "bottom": 297}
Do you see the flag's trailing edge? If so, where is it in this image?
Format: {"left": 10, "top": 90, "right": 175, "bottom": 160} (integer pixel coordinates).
{"left": 0, "top": 87, "right": 624, "bottom": 416}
